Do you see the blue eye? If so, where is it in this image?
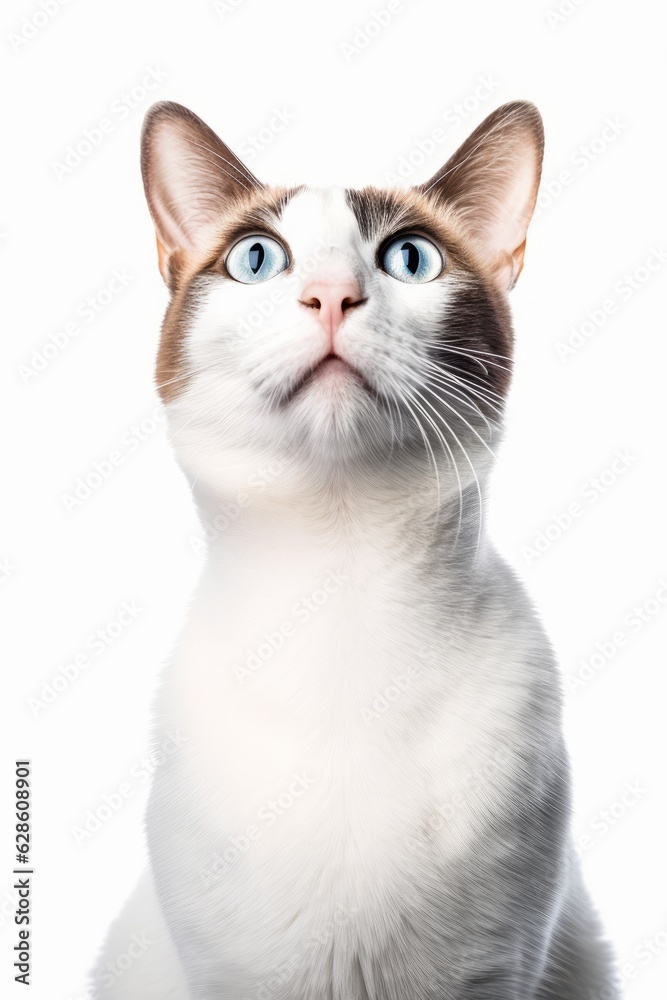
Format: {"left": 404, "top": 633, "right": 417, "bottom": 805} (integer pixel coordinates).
{"left": 226, "top": 235, "right": 288, "bottom": 284}
{"left": 381, "top": 235, "right": 443, "bottom": 283}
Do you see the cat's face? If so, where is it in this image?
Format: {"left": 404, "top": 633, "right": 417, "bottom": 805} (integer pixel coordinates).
{"left": 141, "top": 102, "right": 543, "bottom": 495}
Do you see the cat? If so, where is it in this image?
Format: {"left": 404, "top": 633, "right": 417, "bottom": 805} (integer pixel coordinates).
{"left": 91, "top": 100, "right": 618, "bottom": 999}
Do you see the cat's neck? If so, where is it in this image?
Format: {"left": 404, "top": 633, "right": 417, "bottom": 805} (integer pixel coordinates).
{"left": 193, "top": 469, "right": 489, "bottom": 595}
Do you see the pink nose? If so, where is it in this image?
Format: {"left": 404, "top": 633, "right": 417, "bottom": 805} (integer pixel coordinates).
{"left": 300, "top": 279, "right": 364, "bottom": 344}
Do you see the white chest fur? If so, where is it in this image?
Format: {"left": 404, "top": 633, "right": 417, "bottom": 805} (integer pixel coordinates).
{"left": 149, "top": 502, "right": 541, "bottom": 997}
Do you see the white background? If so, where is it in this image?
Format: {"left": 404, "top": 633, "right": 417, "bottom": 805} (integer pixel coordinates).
{"left": 2, "top": 0, "right": 665, "bottom": 997}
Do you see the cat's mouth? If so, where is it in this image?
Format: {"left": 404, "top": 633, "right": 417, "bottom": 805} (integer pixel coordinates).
{"left": 280, "top": 353, "right": 374, "bottom": 405}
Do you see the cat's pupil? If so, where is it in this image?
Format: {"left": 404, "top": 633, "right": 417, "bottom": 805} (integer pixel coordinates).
{"left": 248, "top": 243, "right": 265, "bottom": 274}
{"left": 400, "top": 242, "right": 419, "bottom": 275}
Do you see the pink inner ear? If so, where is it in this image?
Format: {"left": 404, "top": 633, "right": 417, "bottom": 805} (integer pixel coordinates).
{"left": 484, "top": 153, "right": 542, "bottom": 258}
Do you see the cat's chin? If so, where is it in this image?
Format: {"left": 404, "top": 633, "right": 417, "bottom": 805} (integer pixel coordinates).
{"left": 274, "top": 387, "right": 407, "bottom": 475}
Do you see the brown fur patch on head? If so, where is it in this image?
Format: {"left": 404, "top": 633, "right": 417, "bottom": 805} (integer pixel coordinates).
{"left": 342, "top": 104, "right": 543, "bottom": 396}
{"left": 345, "top": 185, "right": 491, "bottom": 273}
{"left": 345, "top": 185, "right": 514, "bottom": 399}
{"left": 155, "top": 186, "right": 303, "bottom": 402}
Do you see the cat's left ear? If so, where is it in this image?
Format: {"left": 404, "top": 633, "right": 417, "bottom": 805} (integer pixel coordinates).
{"left": 417, "top": 101, "right": 544, "bottom": 289}
{"left": 141, "top": 101, "right": 262, "bottom": 286}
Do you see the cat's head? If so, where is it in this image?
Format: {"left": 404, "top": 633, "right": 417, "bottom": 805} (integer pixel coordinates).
{"left": 141, "top": 101, "right": 543, "bottom": 500}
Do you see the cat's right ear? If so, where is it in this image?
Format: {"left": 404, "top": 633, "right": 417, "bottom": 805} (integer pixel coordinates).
{"left": 140, "top": 102, "right": 262, "bottom": 287}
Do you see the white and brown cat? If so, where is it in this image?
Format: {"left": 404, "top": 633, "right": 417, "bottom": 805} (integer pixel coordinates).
{"left": 92, "top": 101, "right": 617, "bottom": 999}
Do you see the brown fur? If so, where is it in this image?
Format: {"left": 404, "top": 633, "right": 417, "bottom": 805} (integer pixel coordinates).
{"left": 344, "top": 184, "right": 515, "bottom": 390}
{"left": 155, "top": 186, "right": 302, "bottom": 401}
